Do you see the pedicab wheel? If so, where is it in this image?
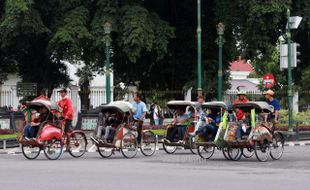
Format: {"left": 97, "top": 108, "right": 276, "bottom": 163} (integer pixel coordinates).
{"left": 222, "top": 147, "right": 231, "bottom": 160}
{"left": 21, "top": 144, "right": 41, "bottom": 160}
{"left": 163, "top": 141, "right": 177, "bottom": 154}
{"left": 197, "top": 144, "right": 215, "bottom": 159}
{"left": 43, "top": 139, "right": 63, "bottom": 160}
{"left": 140, "top": 130, "right": 157, "bottom": 156}
{"left": 270, "top": 132, "right": 284, "bottom": 160}
{"left": 97, "top": 146, "right": 113, "bottom": 158}
{"left": 189, "top": 135, "right": 198, "bottom": 154}
{"left": 227, "top": 146, "right": 242, "bottom": 161}
{"left": 121, "top": 132, "right": 138, "bottom": 159}
{"left": 254, "top": 141, "right": 270, "bottom": 162}
{"left": 242, "top": 147, "right": 254, "bottom": 158}
{"left": 67, "top": 131, "right": 87, "bottom": 158}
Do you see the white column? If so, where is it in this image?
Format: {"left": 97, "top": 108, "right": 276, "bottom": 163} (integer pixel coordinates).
{"left": 70, "top": 85, "right": 79, "bottom": 126}
{"left": 184, "top": 87, "right": 192, "bottom": 101}
{"left": 11, "top": 86, "right": 18, "bottom": 109}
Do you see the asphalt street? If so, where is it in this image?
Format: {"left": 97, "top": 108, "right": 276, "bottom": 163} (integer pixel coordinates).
{"left": 0, "top": 146, "right": 309, "bottom": 190}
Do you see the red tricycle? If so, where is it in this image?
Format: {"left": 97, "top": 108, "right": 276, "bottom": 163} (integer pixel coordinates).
{"left": 19, "top": 99, "right": 87, "bottom": 160}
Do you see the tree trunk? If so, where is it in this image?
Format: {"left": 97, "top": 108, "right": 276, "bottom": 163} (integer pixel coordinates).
{"left": 79, "top": 79, "right": 90, "bottom": 110}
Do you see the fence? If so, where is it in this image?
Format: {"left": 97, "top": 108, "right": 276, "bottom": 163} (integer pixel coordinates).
{"left": 0, "top": 90, "right": 13, "bottom": 108}
{"left": 0, "top": 86, "right": 111, "bottom": 111}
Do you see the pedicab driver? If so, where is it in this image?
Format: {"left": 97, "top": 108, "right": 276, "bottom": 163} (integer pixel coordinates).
{"left": 264, "top": 90, "right": 280, "bottom": 124}
{"left": 57, "top": 88, "right": 73, "bottom": 133}
{"left": 132, "top": 93, "right": 148, "bottom": 144}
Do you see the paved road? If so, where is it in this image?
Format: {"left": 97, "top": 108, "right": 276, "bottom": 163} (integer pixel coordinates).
{"left": 0, "top": 146, "right": 309, "bottom": 190}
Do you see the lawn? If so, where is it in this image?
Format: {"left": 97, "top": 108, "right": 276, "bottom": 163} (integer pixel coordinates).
{"left": 0, "top": 133, "right": 18, "bottom": 139}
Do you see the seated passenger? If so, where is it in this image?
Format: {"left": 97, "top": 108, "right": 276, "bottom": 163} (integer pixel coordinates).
{"left": 26, "top": 106, "right": 52, "bottom": 140}
{"left": 195, "top": 109, "right": 221, "bottom": 141}
{"left": 236, "top": 111, "right": 251, "bottom": 141}
{"left": 95, "top": 112, "right": 118, "bottom": 143}
{"left": 165, "top": 108, "right": 190, "bottom": 143}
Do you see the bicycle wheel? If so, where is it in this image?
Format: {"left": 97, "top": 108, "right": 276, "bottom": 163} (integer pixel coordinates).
{"left": 222, "top": 147, "right": 230, "bottom": 160}
{"left": 140, "top": 130, "right": 157, "bottom": 156}
{"left": 98, "top": 146, "right": 113, "bottom": 158}
{"left": 197, "top": 144, "right": 215, "bottom": 159}
{"left": 254, "top": 141, "right": 270, "bottom": 162}
{"left": 242, "top": 147, "right": 254, "bottom": 158}
{"left": 228, "top": 146, "right": 242, "bottom": 161}
{"left": 43, "top": 139, "right": 63, "bottom": 160}
{"left": 189, "top": 135, "right": 198, "bottom": 154}
{"left": 270, "top": 132, "right": 284, "bottom": 160}
{"left": 67, "top": 131, "right": 87, "bottom": 158}
{"left": 162, "top": 141, "right": 177, "bottom": 154}
{"left": 121, "top": 132, "right": 138, "bottom": 158}
{"left": 22, "top": 144, "right": 41, "bottom": 160}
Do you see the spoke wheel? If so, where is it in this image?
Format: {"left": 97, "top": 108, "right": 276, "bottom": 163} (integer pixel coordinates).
{"left": 197, "top": 144, "right": 215, "bottom": 159}
{"left": 228, "top": 146, "right": 242, "bottom": 161}
{"left": 222, "top": 147, "right": 231, "bottom": 160}
{"left": 98, "top": 146, "right": 113, "bottom": 158}
{"left": 189, "top": 135, "right": 198, "bottom": 154}
{"left": 163, "top": 141, "right": 177, "bottom": 154}
{"left": 270, "top": 132, "right": 284, "bottom": 160}
{"left": 22, "top": 144, "right": 41, "bottom": 160}
{"left": 254, "top": 141, "right": 270, "bottom": 162}
{"left": 140, "top": 131, "right": 157, "bottom": 156}
{"left": 67, "top": 131, "right": 87, "bottom": 158}
{"left": 43, "top": 140, "right": 63, "bottom": 160}
{"left": 121, "top": 132, "right": 138, "bottom": 158}
{"left": 242, "top": 147, "right": 254, "bottom": 158}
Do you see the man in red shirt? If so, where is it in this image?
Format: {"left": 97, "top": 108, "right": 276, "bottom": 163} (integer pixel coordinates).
{"left": 57, "top": 88, "right": 73, "bottom": 133}
{"left": 233, "top": 91, "right": 249, "bottom": 120}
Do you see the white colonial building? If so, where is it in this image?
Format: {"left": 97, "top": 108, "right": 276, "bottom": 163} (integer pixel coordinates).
{"left": 0, "top": 61, "right": 114, "bottom": 111}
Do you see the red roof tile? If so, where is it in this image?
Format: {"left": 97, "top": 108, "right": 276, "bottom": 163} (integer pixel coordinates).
{"left": 229, "top": 59, "right": 254, "bottom": 72}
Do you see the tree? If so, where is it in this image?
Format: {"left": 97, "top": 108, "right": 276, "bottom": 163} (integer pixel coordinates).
{"left": 0, "top": 0, "right": 70, "bottom": 93}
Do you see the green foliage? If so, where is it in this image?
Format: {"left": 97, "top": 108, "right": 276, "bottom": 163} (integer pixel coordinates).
{"left": 49, "top": 6, "right": 91, "bottom": 61}
{"left": 118, "top": 5, "right": 174, "bottom": 63}
{"left": 279, "top": 110, "right": 310, "bottom": 125}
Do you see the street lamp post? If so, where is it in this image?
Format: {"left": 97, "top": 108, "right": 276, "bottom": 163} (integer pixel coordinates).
{"left": 104, "top": 22, "right": 111, "bottom": 104}
{"left": 197, "top": 0, "right": 202, "bottom": 96}
{"left": 216, "top": 22, "right": 225, "bottom": 101}
{"left": 286, "top": 9, "right": 293, "bottom": 131}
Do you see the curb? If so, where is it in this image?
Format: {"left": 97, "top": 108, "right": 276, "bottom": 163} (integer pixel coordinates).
{"left": 2, "top": 141, "right": 310, "bottom": 155}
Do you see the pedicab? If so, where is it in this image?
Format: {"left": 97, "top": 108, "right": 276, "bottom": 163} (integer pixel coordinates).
{"left": 19, "top": 99, "right": 88, "bottom": 160}
{"left": 162, "top": 101, "right": 199, "bottom": 154}
{"left": 225, "top": 101, "right": 285, "bottom": 162}
{"left": 194, "top": 101, "right": 232, "bottom": 159}
{"left": 90, "top": 101, "right": 157, "bottom": 158}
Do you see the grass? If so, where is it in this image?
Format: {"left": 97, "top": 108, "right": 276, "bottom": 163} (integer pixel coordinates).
{"left": 0, "top": 133, "right": 18, "bottom": 139}
{"left": 150, "top": 129, "right": 165, "bottom": 136}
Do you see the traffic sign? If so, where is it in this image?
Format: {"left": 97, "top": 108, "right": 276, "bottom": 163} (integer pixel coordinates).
{"left": 16, "top": 82, "right": 37, "bottom": 97}
{"left": 262, "top": 74, "right": 275, "bottom": 88}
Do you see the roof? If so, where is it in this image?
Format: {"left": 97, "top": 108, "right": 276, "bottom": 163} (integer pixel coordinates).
{"left": 167, "top": 100, "right": 199, "bottom": 109}
{"left": 232, "top": 101, "right": 273, "bottom": 113}
{"left": 202, "top": 101, "right": 228, "bottom": 109}
{"left": 27, "top": 99, "right": 61, "bottom": 112}
{"left": 229, "top": 59, "right": 254, "bottom": 72}
{"left": 229, "top": 79, "right": 259, "bottom": 91}
{"left": 100, "top": 101, "right": 136, "bottom": 113}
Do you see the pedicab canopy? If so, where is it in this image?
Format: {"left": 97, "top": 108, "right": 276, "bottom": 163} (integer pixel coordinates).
{"left": 100, "top": 101, "right": 136, "bottom": 114}
{"left": 201, "top": 101, "right": 228, "bottom": 110}
{"left": 27, "top": 99, "right": 62, "bottom": 113}
{"left": 232, "top": 101, "right": 274, "bottom": 113}
{"left": 166, "top": 100, "right": 199, "bottom": 110}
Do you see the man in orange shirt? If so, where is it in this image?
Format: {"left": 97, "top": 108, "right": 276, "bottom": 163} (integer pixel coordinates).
{"left": 57, "top": 88, "right": 73, "bottom": 133}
